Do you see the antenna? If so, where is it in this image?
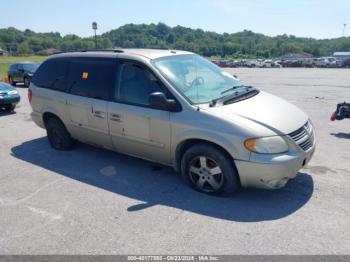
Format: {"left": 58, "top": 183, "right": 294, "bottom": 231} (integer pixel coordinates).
{"left": 343, "top": 23, "right": 347, "bottom": 37}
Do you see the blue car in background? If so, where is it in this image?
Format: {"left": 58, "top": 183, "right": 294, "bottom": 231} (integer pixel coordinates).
{"left": 0, "top": 81, "right": 20, "bottom": 111}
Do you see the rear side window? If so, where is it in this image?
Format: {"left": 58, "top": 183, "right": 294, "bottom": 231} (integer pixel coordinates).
{"left": 68, "top": 58, "right": 116, "bottom": 100}
{"left": 32, "top": 58, "right": 69, "bottom": 91}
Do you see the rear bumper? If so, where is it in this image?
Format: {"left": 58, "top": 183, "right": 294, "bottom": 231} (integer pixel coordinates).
{"left": 0, "top": 95, "right": 20, "bottom": 105}
{"left": 235, "top": 144, "right": 316, "bottom": 189}
{"left": 30, "top": 111, "right": 45, "bottom": 129}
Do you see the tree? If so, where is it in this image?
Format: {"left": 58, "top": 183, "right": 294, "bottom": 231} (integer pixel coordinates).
{"left": 17, "top": 42, "right": 32, "bottom": 55}
{"left": 0, "top": 23, "right": 349, "bottom": 57}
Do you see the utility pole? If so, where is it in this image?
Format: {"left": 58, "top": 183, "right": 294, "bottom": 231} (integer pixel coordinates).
{"left": 92, "top": 22, "right": 98, "bottom": 50}
{"left": 343, "top": 23, "right": 347, "bottom": 37}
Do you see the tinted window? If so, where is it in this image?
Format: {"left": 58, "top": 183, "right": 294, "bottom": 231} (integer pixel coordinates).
{"left": 9, "top": 64, "right": 17, "bottom": 70}
{"left": 68, "top": 58, "right": 116, "bottom": 100}
{"left": 32, "top": 58, "right": 69, "bottom": 91}
{"left": 117, "top": 63, "right": 163, "bottom": 105}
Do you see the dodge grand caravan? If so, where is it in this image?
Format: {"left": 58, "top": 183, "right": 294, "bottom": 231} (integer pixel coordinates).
{"left": 29, "top": 49, "right": 316, "bottom": 195}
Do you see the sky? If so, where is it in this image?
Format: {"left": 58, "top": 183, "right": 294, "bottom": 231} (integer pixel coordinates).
{"left": 0, "top": 0, "right": 349, "bottom": 39}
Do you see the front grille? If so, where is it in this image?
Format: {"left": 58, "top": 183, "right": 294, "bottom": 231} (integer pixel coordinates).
{"left": 288, "top": 121, "right": 314, "bottom": 151}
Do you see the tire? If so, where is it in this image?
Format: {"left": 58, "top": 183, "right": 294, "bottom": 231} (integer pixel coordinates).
{"left": 24, "top": 77, "right": 30, "bottom": 87}
{"left": 181, "top": 143, "right": 240, "bottom": 196}
{"left": 46, "top": 117, "right": 74, "bottom": 150}
{"left": 9, "top": 76, "right": 16, "bottom": 86}
{"left": 5, "top": 104, "right": 16, "bottom": 111}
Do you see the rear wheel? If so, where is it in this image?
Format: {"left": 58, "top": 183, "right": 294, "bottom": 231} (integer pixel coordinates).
{"left": 181, "top": 144, "right": 240, "bottom": 196}
{"left": 24, "top": 77, "right": 30, "bottom": 87}
{"left": 46, "top": 117, "right": 74, "bottom": 150}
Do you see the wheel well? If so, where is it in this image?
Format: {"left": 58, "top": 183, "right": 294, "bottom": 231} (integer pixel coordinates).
{"left": 42, "top": 112, "right": 60, "bottom": 127}
{"left": 175, "top": 139, "right": 233, "bottom": 172}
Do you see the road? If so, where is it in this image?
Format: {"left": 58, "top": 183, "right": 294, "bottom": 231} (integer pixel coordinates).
{"left": 0, "top": 68, "right": 349, "bottom": 254}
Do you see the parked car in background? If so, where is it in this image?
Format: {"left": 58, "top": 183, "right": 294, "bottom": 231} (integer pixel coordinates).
{"left": 280, "top": 60, "right": 302, "bottom": 67}
{"left": 314, "top": 57, "right": 337, "bottom": 68}
{"left": 244, "top": 60, "right": 259, "bottom": 67}
{"left": 254, "top": 59, "right": 265, "bottom": 67}
{"left": 7, "top": 62, "right": 40, "bottom": 87}
{"left": 217, "top": 60, "right": 230, "bottom": 68}
{"left": 261, "top": 59, "right": 282, "bottom": 68}
{"left": 0, "top": 80, "right": 20, "bottom": 111}
{"left": 226, "top": 60, "right": 241, "bottom": 68}
{"left": 342, "top": 59, "right": 350, "bottom": 68}
{"left": 301, "top": 58, "right": 315, "bottom": 68}
{"left": 29, "top": 49, "right": 315, "bottom": 195}
{"left": 325, "top": 57, "right": 338, "bottom": 68}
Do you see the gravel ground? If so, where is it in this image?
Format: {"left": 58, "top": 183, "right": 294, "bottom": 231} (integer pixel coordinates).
{"left": 0, "top": 68, "right": 349, "bottom": 254}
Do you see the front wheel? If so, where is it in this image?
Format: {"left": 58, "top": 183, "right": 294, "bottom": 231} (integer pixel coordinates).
{"left": 5, "top": 104, "right": 16, "bottom": 111}
{"left": 181, "top": 144, "right": 240, "bottom": 196}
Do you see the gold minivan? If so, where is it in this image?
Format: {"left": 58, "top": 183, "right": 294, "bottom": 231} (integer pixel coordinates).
{"left": 29, "top": 49, "right": 316, "bottom": 195}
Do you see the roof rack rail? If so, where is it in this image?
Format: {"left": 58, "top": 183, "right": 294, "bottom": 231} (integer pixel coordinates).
{"left": 80, "top": 49, "right": 124, "bottom": 53}
{"left": 49, "top": 49, "right": 124, "bottom": 56}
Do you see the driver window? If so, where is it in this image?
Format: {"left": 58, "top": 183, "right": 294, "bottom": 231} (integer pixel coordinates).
{"left": 116, "top": 63, "right": 163, "bottom": 106}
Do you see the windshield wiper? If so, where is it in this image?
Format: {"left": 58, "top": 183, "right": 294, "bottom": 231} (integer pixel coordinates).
{"left": 220, "top": 85, "right": 252, "bottom": 95}
{"left": 210, "top": 86, "right": 255, "bottom": 107}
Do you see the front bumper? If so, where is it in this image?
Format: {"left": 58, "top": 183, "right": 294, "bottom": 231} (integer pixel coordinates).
{"left": 0, "top": 95, "right": 20, "bottom": 105}
{"left": 235, "top": 144, "right": 316, "bottom": 189}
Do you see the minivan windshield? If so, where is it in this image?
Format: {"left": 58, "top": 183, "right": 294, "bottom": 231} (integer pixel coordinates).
{"left": 152, "top": 54, "right": 255, "bottom": 104}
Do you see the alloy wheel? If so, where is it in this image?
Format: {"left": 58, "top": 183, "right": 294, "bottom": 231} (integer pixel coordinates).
{"left": 188, "top": 156, "right": 224, "bottom": 193}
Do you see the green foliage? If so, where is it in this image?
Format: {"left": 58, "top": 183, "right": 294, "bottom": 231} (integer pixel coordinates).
{"left": 0, "top": 23, "right": 350, "bottom": 58}
{"left": 17, "top": 41, "right": 32, "bottom": 55}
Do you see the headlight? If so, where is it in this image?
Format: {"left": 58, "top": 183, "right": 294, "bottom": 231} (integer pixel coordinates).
{"left": 8, "top": 90, "right": 18, "bottom": 95}
{"left": 244, "top": 136, "right": 288, "bottom": 154}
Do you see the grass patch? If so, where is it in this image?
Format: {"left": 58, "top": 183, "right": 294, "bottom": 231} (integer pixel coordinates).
{"left": 0, "top": 56, "right": 46, "bottom": 79}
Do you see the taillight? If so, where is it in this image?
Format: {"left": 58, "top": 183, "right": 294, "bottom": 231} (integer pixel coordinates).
{"left": 28, "top": 89, "right": 32, "bottom": 103}
{"left": 330, "top": 111, "right": 336, "bottom": 121}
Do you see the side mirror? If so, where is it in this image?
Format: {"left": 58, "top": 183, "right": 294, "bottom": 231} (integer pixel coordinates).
{"left": 149, "top": 92, "right": 181, "bottom": 112}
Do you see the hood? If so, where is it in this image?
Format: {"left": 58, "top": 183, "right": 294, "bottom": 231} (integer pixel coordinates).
{"left": 0, "top": 81, "right": 15, "bottom": 92}
{"left": 205, "top": 91, "right": 308, "bottom": 135}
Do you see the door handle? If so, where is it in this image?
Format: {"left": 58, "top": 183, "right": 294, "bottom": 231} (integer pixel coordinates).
{"left": 110, "top": 113, "right": 122, "bottom": 122}
{"left": 92, "top": 110, "right": 106, "bottom": 119}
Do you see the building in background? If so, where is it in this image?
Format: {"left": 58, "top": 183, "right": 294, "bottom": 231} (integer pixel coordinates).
{"left": 0, "top": 48, "right": 8, "bottom": 56}
{"left": 333, "top": 52, "right": 350, "bottom": 60}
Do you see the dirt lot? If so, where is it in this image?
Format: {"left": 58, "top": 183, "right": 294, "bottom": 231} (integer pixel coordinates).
{"left": 0, "top": 68, "right": 349, "bottom": 254}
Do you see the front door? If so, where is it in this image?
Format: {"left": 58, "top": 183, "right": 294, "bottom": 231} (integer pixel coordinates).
{"left": 108, "top": 62, "right": 172, "bottom": 164}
